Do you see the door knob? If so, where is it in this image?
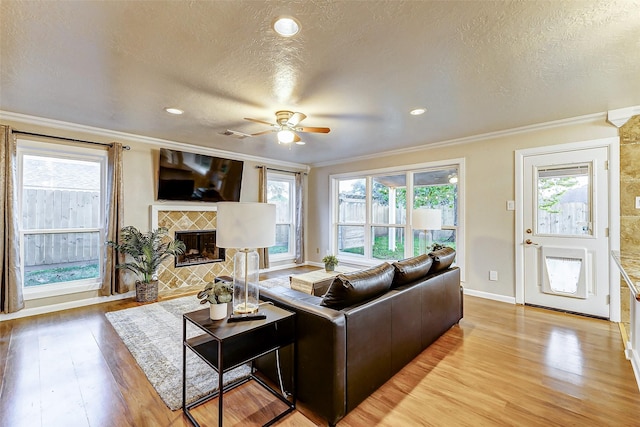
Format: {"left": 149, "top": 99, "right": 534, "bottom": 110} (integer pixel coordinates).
{"left": 525, "top": 239, "right": 539, "bottom": 246}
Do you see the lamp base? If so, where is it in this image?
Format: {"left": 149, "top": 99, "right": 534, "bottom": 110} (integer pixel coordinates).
{"left": 232, "top": 302, "right": 260, "bottom": 315}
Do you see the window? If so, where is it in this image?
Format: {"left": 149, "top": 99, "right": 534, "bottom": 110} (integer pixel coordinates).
{"left": 267, "top": 172, "right": 296, "bottom": 259}
{"left": 331, "top": 160, "right": 464, "bottom": 276}
{"left": 18, "top": 140, "right": 107, "bottom": 299}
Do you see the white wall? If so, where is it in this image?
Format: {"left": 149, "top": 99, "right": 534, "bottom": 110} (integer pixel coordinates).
{"left": 306, "top": 116, "right": 618, "bottom": 299}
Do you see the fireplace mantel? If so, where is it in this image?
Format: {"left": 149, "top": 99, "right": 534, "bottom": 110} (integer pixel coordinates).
{"left": 150, "top": 204, "right": 218, "bottom": 229}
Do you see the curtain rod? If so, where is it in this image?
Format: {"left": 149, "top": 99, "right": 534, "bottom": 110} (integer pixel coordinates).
{"left": 14, "top": 130, "right": 131, "bottom": 150}
{"left": 256, "top": 165, "right": 307, "bottom": 175}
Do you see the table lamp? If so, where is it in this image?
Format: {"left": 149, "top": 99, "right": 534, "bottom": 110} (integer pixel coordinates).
{"left": 216, "top": 202, "right": 276, "bottom": 318}
{"left": 412, "top": 208, "right": 442, "bottom": 254}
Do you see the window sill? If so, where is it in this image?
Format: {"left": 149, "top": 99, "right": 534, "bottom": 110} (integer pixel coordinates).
{"left": 23, "top": 280, "right": 101, "bottom": 301}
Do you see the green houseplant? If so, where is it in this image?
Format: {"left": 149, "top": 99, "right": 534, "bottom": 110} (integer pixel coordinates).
{"left": 322, "top": 254, "right": 339, "bottom": 272}
{"left": 197, "top": 280, "right": 233, "bottom": 320}
{"left": 108, "top": 226, "right": 186, "bottom": 302}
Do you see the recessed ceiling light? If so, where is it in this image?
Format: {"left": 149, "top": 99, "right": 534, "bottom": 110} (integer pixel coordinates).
{"left": 410, "top": 108, "right": 426, "bottom": 116}
{"left": 273, "top": 16, "right": 300, "bottom": 37}
{"left": 165, "top": 107, "right": 183, "bottom": 115}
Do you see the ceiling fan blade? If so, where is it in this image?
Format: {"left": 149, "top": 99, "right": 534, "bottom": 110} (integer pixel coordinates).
{"left": 250, "top": 129, "right": 274, "bottom": 136}
{"left": 287, "top": 112, "right": 307, "bottom": 127}
{"left": 297, "top": 126, "right": 331, "bottom": 134}
{"left": 244, "top": 117, "right": 274, "bottom": 126}
{"left": 292, "top": 132, "right": 301, "bottom": 143}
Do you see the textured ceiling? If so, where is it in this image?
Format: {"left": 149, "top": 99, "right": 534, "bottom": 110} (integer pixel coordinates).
{"left": 1, "top": 0, "right": 639, "bottom": 166}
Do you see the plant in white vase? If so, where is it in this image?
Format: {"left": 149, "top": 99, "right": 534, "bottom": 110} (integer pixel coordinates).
{"left": 197, "top": 281, "right": 233, "bottom": 320}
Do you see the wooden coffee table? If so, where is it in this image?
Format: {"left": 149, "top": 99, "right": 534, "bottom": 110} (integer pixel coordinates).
{"left": 290, "top": 266, "right": 359, "bottom": 296}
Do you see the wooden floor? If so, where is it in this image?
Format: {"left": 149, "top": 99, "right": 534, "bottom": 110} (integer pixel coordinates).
{"left": 1, "top": 268, "right": 639, "bottom": 426}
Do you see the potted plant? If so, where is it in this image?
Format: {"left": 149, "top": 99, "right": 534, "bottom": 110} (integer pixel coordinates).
{"left": 197, "top": 280, "right": 233, "bottom": 320}
{"left": 108, "top": 226, "right": 186, "bottom": 303}
{"left": 322, "top": 254, "right": 339, "bottom": 272}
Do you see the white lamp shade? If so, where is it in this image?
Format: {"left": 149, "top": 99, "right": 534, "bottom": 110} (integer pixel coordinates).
{"left": 412, "top": 208, "right": 442, "bottom": 230}
{"left": 216, "top": 202, "right": 276, "bottom": 248}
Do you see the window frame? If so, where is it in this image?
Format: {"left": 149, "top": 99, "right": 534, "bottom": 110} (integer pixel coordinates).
{"left": 17, "top": 139, "right": 108, "bottom": 300}
{"left": 266, "top": 171, "right": 297, "bottom": 261}
{"left": 330, "top": 159, "right": 465, "bottom": 280}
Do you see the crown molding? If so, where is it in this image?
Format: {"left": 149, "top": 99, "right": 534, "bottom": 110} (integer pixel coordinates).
{"left": 0, "top": 110, "right": 310, "bottom": 172}
{"left": 607, "top": 105, "right": 640, "bottom": 128}
{"left": 310, "top": 111, "right": 607, "bottom": 168}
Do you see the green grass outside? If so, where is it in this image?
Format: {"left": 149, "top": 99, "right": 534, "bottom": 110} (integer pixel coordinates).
{"left": 24, "top": 263, "right": 100, "bottom": 287}
{"left": 342, "top": 235, "right": 456, "bottom": 260}
{"left": 269, "top": 245, "right": 289, "bottom": 255}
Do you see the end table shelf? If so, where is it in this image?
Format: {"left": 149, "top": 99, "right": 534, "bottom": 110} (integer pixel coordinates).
{"left": 183, "top": 304, "right": 296, "bottom": 427}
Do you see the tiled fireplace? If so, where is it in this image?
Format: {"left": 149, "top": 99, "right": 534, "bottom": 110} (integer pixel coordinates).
{"left": 152, "top": 205, "right": 234, "bottom": 297}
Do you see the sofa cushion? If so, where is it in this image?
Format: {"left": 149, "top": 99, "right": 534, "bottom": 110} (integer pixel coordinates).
{"left": 391, "top": 254, "right": 433, "bottom": 287}
{"left": 428, "top": 247, "right": 456, "bottom": 273}
{"left": 320, "top": 263, "right": 395, "bottom": 309}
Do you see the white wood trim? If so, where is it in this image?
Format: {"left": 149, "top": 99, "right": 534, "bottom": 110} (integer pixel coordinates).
{"left": 626, "top": 347, "right": 640, "bottom": 391}
{"left": 607, "top": 105, "right": 640, "bottom": 128}
{"left": 463, "top": 288, "right": 516, "bottom": 304}
{"left": 515, "top": 136, "right": 620, "bottom": 320}
{"left": 0, "top": 291, "right": 135, "bottom": 322}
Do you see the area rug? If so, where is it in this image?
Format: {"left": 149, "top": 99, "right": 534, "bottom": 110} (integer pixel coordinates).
{"left": 105, "top": 278, "right": 292, "bottom": 411}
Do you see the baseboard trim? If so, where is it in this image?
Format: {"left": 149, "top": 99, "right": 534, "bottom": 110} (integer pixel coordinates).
{"left": 463, "top": 288, "right": 516, "bottom": 304}
{"left": 626, "top": 347, "right": 640, "bottom": 391}
{"left": 0, "top": 291, "right": 136, "bottom": 322}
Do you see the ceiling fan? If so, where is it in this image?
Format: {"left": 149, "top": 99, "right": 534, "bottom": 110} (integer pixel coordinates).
{"left": 242, "top": 110, "right": 330, "bottom": 145}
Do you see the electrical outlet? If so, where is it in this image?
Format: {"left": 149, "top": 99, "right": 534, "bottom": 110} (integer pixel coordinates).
{"left": 636, "top": 196, "right": 640, "bottom": 209}
{"left": 489, "top": 270, "right": 498, "bottom": 281}
{"left": 316, "top": 248, "right": 320, "bottom": 254}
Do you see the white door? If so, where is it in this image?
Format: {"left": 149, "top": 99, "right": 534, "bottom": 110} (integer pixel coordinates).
{"left": 522, "top": 147, "right": 609, "bottom": 318}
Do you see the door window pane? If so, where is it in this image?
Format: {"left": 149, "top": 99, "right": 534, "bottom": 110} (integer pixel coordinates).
{"left": 338, "top": 225, "right": 364, "bottom": 256}
{"left": 372, "top": 226, "right": 405, "bottom": 260}
{"left": 536, "top": 164, "right": 590, "bottom": 236}
{"left": 338, "top": 178, "right": 366, "bottom": 223}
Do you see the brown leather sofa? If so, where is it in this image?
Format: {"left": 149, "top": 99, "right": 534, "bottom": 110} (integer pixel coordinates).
{"left": 257, "top": 248, "right": 463, "bottom": 426}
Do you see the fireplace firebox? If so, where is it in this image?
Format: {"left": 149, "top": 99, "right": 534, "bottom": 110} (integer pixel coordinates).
{"left": 174, "top": 230, "right": 225, "bottom": 267}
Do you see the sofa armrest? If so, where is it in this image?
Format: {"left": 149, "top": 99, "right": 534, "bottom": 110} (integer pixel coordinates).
{"left": 257, "top": 287, "right": 348, "bottom": 425}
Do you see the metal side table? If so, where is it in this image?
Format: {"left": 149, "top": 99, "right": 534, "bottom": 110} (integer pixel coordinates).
{"left": 183, "top": 303, "right": 295, "bottom": 427}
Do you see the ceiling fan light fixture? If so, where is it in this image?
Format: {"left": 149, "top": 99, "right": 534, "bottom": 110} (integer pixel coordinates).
{"left": 295, "top": 140, "right": 306, "bottom": 145}
{"left": 273, "top": 17, "right": 300, "bottom": 37}
{"left": 277, "top": 129, "right": 295, "bottom": 143}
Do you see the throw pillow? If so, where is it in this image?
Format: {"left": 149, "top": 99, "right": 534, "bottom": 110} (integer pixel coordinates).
{"left": 428, "top": 247, "right": 456, "bottom": 273}
{"left": 391, "top": 254, "right": 433, "bottom": 287}
{"left": 320, "top": 263, "right": 395, "bottom": 310}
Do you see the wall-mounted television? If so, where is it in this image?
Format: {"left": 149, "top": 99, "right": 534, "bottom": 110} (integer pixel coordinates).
{"left": 157, "top": 148, "right": 244, "bottom": 202}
